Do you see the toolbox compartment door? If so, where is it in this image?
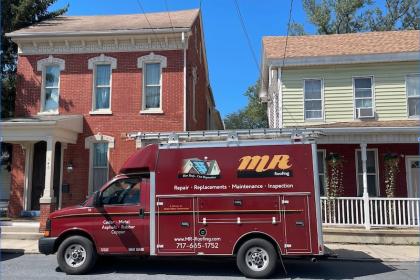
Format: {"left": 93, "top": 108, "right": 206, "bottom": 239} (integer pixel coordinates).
{"left": 157, "top": 197, "right": 195, "bottom": 254}
{"left": 282, "top": 194, "right": 312, "bottom": 254}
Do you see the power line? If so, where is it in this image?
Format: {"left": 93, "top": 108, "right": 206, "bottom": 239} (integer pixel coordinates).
{"left": 163, "top": 0, "right": 175, "bottom": 32}
{"left": 135, "top": 0, "right": 164, "bottom": 48}
{"left": 233, "top": 0, "right": 260, "bottom": 74}
{"left": 280, "top": 0, "right": 300, "bottom": 128}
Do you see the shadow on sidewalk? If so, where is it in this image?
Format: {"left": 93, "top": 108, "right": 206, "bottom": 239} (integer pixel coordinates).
{"left": 0, "top": 251, "right": 24, "bottom": 262}
{"left": 324, "top": 246, "right": 381, "bottom": 261}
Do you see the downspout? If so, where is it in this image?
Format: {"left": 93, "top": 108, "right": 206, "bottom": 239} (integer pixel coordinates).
{"left": 182, "top": 32, "right": 187, "bottom": 131}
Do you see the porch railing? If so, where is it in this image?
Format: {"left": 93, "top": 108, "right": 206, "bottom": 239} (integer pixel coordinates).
{"left": 320, "top": 197, "right": 420, "bottom": 228}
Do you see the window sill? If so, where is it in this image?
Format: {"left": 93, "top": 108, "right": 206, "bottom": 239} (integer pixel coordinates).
{"left": 304, "top": 118, "right": 324, "bottom": 122}
{"left": 408, "top": 116, "right": 420, "bottom": 119}
{"left": 89, "top": 110, "right": 113, "bottom": 115}
{"left": 37, "top": 111, "right": 59, "bottom": 116}
{"left": 140, "top": 109, "right": 164, "bottom": 115}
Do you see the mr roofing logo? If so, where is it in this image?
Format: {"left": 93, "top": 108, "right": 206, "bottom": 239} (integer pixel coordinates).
{"left": 179, "top": 157, "right": 221, "bottom": 179}
{"left": 237, "top": 155, "right": 293, "bottom": 178}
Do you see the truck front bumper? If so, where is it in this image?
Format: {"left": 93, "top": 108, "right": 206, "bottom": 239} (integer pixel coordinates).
{"left": 38, "top": 237, "right": 57, "bottom": 255}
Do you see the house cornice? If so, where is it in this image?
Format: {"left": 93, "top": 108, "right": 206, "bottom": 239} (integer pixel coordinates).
{"left": 9, "top": 31, "right": 191, "bottom": 55}
{"left": 266, "top": 51, "right": 420, "bottom": 68}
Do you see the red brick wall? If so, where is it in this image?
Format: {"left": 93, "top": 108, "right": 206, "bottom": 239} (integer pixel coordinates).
{"left": 8, "top": 145, "right": 25, "bottom": 217}
{"left": 186, "top": 17, "right": 212, "bottom": 131}
{"left": 11, "top": 21, "right": 218, "bottom": 219}
{"left": 318, "top": 143, "right": 419, "bottom": 197}
{"left": 13, "top": 48, "right": 192, "bottom": 210}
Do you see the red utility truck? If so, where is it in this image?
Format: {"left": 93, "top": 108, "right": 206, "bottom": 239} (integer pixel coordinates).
{"left": 39, "top": 129, "right": 324, "bottom": 278}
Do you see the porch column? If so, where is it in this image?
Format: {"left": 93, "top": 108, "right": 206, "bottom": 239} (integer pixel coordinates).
{"left": 39, "top": 136, "right": 56, "bottom": 232}
{"left": 360, "top": 143, "right": 371, "bottom": 230}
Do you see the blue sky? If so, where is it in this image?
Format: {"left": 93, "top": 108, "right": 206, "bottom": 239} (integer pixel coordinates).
{"left": 50, "top": 0, "right": 314, "bottom": 117}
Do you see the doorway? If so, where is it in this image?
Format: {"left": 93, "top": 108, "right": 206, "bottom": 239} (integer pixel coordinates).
{"left": 406, "top": 156, "right": 420, "bottom": 198}
{"left": 30, "top": 141, "right": 62, "bottom": 210}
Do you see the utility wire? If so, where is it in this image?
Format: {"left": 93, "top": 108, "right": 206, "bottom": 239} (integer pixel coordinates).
{"left": 135, "top": 0, "right": 164, "bottom": 48}
{"left": 164, "top": 0, "right": 175, "bottom": 32}
{"left": 233, "top": 0, "right": 260, "bottom": 74}
{"left": 279, "top": 0, "right": 300, "bottom": 128}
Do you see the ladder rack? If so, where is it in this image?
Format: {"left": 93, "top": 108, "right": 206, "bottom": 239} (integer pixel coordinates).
{"left": 126, "top": 128, "right": 323, "bottom": 144}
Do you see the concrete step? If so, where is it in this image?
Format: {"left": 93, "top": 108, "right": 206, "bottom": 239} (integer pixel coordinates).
{"left": 323, "top": 227, "right": 420, "bottom": 245}
{"left": 0, "top": 232, "right": 43, "bottom": 240}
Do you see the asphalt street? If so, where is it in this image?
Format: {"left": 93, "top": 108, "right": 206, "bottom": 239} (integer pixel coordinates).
{"left": 0, "top": 253, "right": 419, "bottom": 280}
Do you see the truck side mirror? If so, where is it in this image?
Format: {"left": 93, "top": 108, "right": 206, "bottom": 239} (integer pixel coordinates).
{"left": 92, "top": 191, "right": 102, "bottom": 208}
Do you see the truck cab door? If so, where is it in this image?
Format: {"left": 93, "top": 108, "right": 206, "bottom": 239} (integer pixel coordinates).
{"left": 282, "top": 195, "right": 312, "bottom": 254}
{"left": 92, "top": 177, "right": 149, "bottom": 254}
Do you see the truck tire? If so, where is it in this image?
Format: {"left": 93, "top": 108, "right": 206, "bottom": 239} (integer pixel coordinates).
{"left": 57, "top": 235, "right": 97, "bottom": 275}
{"left": 236, "top": 238, "right": 277, "bottom": 278}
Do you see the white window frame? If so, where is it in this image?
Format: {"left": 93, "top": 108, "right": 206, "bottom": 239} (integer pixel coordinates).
{"left": 353, "top": 76, "right": 375, "bottom": 119}
{"left": 303, "top": 78, "right": 324, "bottom": 121}
{"left": 37, "top": 55, "right": 65, "bottom": 115}
{"left": 355, "top": 148, "right": 380, "bottom": 197}
{"left": 85, "top": 134, "right": 115, "bottom": 195}
{"left": 88, "top": 54, "right": 117, "bottom": 115}
{"left": 137, "top": 53, "right": 167, "bottom": 114}
{"left": 405, "top": 74, "right": 420, "bottom": 118}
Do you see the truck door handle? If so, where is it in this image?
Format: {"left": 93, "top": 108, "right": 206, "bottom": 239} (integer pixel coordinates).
{"left": 180, "top": 221, "right": 190, "bottom": 227}
{"left": 296, "top": 220, "right": 304, "bottom": 227}
{"left": 139, "top": 208, "right": 145, "bottom": 219}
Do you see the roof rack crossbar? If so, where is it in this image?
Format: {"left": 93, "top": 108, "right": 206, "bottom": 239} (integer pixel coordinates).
{"left": 126, "top": 128, "right": 323, "bottom": 144}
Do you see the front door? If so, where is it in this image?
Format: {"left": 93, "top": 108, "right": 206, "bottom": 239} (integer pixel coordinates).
{"left": 31, "top": 141, "right": 46, "bottom": 210}
{"left": 406, "top": 156, "right": 420, "bottom": 198}
{"left": 92, "top": 176, "right": 149, "bottom": 254}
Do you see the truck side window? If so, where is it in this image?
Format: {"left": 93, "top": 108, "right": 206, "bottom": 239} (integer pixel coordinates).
{"left": 101, "top": 178, "right": 141, "bottom": 205}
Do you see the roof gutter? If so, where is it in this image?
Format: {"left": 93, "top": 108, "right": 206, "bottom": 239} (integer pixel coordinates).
{"left": 319, "top": 126, "right": 420, "bottom": 134}
{"left": 267, "top": 51, "right": 420, "bottom": 68}
{"left": 6, "top": 27, "right": 191, "bottom": 39}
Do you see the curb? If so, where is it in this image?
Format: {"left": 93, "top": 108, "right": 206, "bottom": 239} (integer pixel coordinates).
{"left": 1, "top": 248, "right": 39, "bottom": 254}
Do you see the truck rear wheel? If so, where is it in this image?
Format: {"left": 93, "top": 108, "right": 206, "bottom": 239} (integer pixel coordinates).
{"left": 57, "top": 235, "right": 97, "bottom": 275}
{"left": 236, "top": 238, "right": 277, "bottom": 278}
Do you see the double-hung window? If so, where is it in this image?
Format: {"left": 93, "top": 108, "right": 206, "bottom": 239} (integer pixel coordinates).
{"left": 406, "top": 74, "right": 420, "bottom": 117}
{"left": 137, "top": 53, "right": 167, "bottom": 113}
{"left": 85, "top": 134, "right": 114, "bottom": 194}
{"left": 356, "top": 149, "right": 379, "bottom": 197}
{"left": 354, "top": 77, "right": 374, "bottom": 117}
{"left": 304, "top": 79, "right": 323, "bottom": 120}
{"left": 37, "top": 56, "right": 65, "bottom": 114}
{"left": 92, "top": 142, "right": 109, "bottom": 192}
{"left": 43, "top": 65, "right": 60, "bottom": 112}
{"left": 88, "top": 54, "right": 116, "bottom": 114}
{"left": 144, "top": 63, "right": 161, "bottom": 110}
{"left": 94, "top": 64, "right": 111, "bottom": 111}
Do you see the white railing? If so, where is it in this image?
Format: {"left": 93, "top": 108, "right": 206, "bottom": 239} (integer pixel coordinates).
{"left": 321, "top": 197, "right": 420, "bottom": 228}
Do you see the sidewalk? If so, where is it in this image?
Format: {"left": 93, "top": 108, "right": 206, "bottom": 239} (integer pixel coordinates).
{"left": 0, "top": 239, "right": 419, "bottom": 262}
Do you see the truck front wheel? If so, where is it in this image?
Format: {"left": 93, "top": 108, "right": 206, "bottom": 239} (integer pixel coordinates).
{"left": 236, "top": 238, "right": 277, "bottom": 278}
{"left": 57, "top": 235, "right": 97, "bottom": 275}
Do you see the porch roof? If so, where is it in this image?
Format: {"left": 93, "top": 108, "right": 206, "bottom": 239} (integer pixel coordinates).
{"left": 288, "top": 120, "right": 419, "bottom": 144}
{"left": 0, "top": 115, "right": 83, "bottom": 144}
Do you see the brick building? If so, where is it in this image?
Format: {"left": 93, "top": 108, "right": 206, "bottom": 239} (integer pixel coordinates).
{"left": 1, "top": 9, "right": 223, "bottom": 229}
